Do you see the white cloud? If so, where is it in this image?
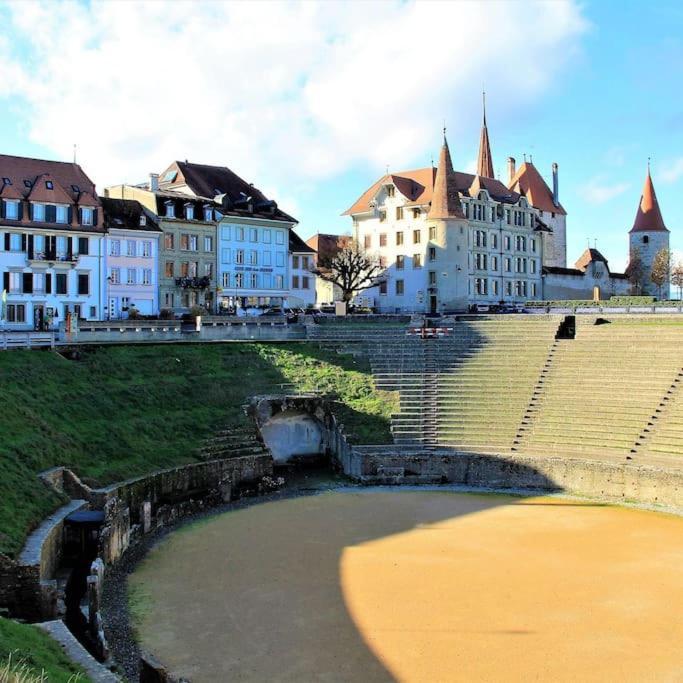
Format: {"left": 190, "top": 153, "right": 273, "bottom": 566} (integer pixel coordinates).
{"left": 659, "top": 158, "right": 683, "bottom": 184}
{"left": 0, "top": 0, "right": 588, "bottom": 215}
{"left": 579, "top": 176, "right": 631, "bottom": 205}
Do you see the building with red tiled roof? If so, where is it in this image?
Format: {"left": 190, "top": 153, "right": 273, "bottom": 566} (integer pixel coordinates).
{"left": 0, "top": 154, "right": 105, "bottom": 329}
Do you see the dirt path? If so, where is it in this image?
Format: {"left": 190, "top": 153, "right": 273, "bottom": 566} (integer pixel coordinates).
{"left": 129, "top": 491, "right": 683, "bottom": 682}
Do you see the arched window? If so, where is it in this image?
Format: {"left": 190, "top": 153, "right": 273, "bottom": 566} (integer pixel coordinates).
{"left": 642, "top": 235, "right": 649, "bottom": 244}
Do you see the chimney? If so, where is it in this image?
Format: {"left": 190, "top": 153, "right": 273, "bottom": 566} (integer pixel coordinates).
{"left": 552, "top": 163, "right": 559, "bottom": 207}
{"left": 507, "top": 157, "right": 516, "bottom": 184}
{"left": 149, "top": 173, "right": 159, "bottom": 192}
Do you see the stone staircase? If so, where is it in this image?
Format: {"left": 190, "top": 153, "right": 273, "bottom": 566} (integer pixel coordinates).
{"left": 196, "top": 424, "right": 270, "bottom": 461}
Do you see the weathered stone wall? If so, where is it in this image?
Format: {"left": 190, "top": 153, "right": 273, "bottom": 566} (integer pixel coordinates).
{"left": 350, "top": 447, "right": 683, "bottom": 510}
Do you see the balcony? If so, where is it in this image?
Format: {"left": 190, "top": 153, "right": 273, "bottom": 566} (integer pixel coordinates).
{"left": 27, "top": 252, "right": 79, "bottom": 268}
{"left": 175, "top": 276, "right": 212, "bottom": 289}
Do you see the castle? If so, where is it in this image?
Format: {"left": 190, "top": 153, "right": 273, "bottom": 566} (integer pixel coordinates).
{"left": 345, "top": 105, "right": 671, "bottom": 312}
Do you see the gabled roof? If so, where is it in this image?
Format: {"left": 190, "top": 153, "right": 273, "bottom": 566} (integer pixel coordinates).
{"left": 630, "top": 168, "right": 668, "bottom": 233}
{"left": 26, "top": 173, "right": 73, "bottom": 205}
{"left": 508, "top": 161, "right": 566, "bottom": 215}
{"left": 575, "top": 247, "right": 609, "bottom": 272}
{"left": 158, "top": 160, "right": 296, "bottom": 224}
{"left": 289, "top": 229, "right": 316, "bottom": 254}
{"left": 0, "top": 154, "right": 99, "bottom": 205}
{"left": 344, "top": 165, "right": 519, "bottom": 217}
{"left": 101, "top": 197, "right": 161, "bottom": 232}
{"left": 305, "top": 233, "right": 350, "bottom": 259}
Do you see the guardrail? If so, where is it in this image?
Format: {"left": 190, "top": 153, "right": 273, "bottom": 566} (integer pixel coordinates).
{"left": 527, "top": 305, "right": 683, "bottom": 314}
{"left": 0, "top": 331, "right": 57, "bottom": 349}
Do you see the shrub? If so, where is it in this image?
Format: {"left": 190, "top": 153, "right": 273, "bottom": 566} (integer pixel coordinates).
{"left": 189, "top": 305, "right": 206, "bottom": 318}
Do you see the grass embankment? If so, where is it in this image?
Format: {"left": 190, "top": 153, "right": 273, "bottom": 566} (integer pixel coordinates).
{"left": 0, "top": 617, "right": 86, "bottom": 682}
{"left": 0, "top": 342, "right": 396, "bottom": 558}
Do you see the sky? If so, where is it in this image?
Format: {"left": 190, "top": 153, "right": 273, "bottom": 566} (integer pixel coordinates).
{"left": 0, "top": 0, "right": 681, "bottom": 271}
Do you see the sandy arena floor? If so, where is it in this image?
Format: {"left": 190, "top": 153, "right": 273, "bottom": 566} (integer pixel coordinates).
{"left": 129, "top": 491, "right": 683, "bottom": 682}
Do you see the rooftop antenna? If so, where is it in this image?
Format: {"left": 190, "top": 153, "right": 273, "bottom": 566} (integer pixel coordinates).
{"left": 443, "top": 120, "right": 447, "bottom": 141}
{"left": 385, "top": 164, "right": 390, "bottom": 176}
{"left": 73, "top": 144, "right": 77, "bottom": 164}
{"left": 523, "top": 153, "right": 527, "bottom": 163}
{"left": 482, "top": 88, "right": 487, "bottom": 124}
{"left": 647, "top": 156, "right": 651, "bottom": 173}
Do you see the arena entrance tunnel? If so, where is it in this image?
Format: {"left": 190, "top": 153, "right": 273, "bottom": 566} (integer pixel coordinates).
{"left": 122, "top": 452, "right": 683, "bottom": 683}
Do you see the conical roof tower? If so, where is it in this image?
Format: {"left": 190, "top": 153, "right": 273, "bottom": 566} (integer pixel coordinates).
{"left": 630, "top": 165, "right": 668, "bottom": 233}
{"left": 428, "top": 131, "right": 464, "bottom": 219}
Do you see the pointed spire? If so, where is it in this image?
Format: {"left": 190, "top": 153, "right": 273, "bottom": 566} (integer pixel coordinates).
{"left": 429, "top": 133, "right": 463, "bottom": 220}
{"left": 631, "top": 164, "right": 668, "bottom": 232}
{"left": 476, "top": 91, "right": 495, "bottom": 179}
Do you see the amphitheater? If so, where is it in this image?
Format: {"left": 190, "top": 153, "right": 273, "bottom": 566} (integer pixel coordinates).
{"left": 2, "top": 314, "right": 683, "bottom": 682}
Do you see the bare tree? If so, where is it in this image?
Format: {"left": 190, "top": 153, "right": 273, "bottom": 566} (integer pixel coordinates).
{"left": 314, "top": 242, "right": 386, "bottom": 304}
{"left": 671, "top": 261, "right": 683, "bottom": 301}
{"left": 626, "top": 247, "right": 645, "bottom": 295}
{"left": 651, "top": 247, "right": 672, "bottom": 299}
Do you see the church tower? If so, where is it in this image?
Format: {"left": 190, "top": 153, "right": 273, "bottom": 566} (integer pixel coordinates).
{"left": 629, "top": 165, "right": 670, "bottom": 297}
{"left": 428, "top": 131, "right": 468, "bottom": 312}
{"left": 476, "top": 93, "right": 495, "bottom": 179}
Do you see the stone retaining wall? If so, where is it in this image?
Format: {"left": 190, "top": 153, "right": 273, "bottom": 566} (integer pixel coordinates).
{"left": 350, "top": 447, "right": 683, "bottom": 510}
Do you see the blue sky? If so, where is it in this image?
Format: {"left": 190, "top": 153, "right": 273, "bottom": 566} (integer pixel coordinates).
{"left": 0, "top": 0, "right": 681, "bottom": 271}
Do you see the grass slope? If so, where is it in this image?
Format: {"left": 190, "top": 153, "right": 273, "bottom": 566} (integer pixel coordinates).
{"left": 0, "top": 617, "right": 87, "bottom": 682}
{"left": 0, "top": 343, "right": 395, "bottom": 557}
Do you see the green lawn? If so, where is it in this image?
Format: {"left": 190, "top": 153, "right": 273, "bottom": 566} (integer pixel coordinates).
{"left": 0, "top": 343, "right": 396, "bottom": 558}
{"left": 0, "top": 616, "right": 87, "bottom": 682}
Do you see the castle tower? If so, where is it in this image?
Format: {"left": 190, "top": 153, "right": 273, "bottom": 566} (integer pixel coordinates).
{"left": 629, "top": 165, "right": 670, "bottom": 297}
{"left": 428, "top": 131, "right": 468, "bottom": 312}
{"left": 476, "top": 93, "right": 495, "bottom": 179}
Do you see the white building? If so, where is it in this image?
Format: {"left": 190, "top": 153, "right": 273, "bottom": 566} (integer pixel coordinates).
{"left": 288, "top": 231, "right": 316, "bottom": 309}
{"left": 0, "top": 155, "right": 104, "bottom": 329}
{"left": 101, "top": 197, "right": 161, "bottom": 317}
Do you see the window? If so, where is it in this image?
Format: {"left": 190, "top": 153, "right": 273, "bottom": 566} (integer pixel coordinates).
{"left": 81, "top": 207, "right": 94, "bottom": 226}
{"left": 110, "top": 240, "right": 121, "bottom": 256}
{"left": 236, "top": 227, "right": 245, "bottom": 241}
{"left": 189, "top": 262, "right": 198, "bottom": 277}
{"left": 56, "top": 236, "right": 67, "bottom": 257}
{"left": 164, "top": 292, "right": 174, "bottom": 307}
{"left": 379, "top": 233, "right": 387, "bottom": 247}
{"left": 180, "top": 234, "right": 189, "bottom": 250}
{"left": 491, "top": 233, "right": 498, "bottom": 249}
{"left": 395, "top": 279, "right": 404, "bottom": 295}
{"left": 292, "top": 275, "right": 300, "bottom": 289}
{"left": 127, "top": 240, "right": 136, "bottom": 257}
{"left": 56, "top": 206, "right": 68, "bottom": 224}
{"left": 396, "top": 231, "right": 404, "bottom": 246}
{"left": 78, "top": 237, "right": 89, "bottom": 255}
{"left": 250, "top": 228, "right": 258, "bottom": 242}
{"left": 413, "top": 253, "right": 422, "bottom": 269}
{"left": 7, "top": 272, "right": 20, "bottom": 293}
{"left": 292, "top": 255, "right": 300, "bottom": 269}
{"left": 33, "top": 204, "right": 45, "bottom": 221}
{"left": 428, "top": 246, "right": 436, "bottom": 262}
{"left": 475, "top": 277, "right": 488, "bottom": 295}
{"left": 78, "top": 273, "right": 89, "bottom": 295}
{"left": 379, "top": 281, "right": 387, "bottom": 295}
{"left": 396, "top": 255, "right": 405, "bottom": 270}
{"left": 491, "top": 255, "right": 498, "bottom": 271}
{"left": 189, "top": 235, "right": 198, "bottom": 251}
{"left": 493, "top": 280, "right": 499, "bottom": 296}
{"left": 222, "top": 248, "right": 231, "bottom": 264}
{"left": 127, "top": 268, "right": 137, "bottom": 285}
{"left": 475, "top": 230, "right": 487, "bottom": 247}
{"left": 235, "top": 273, "right": 243, "bottom": 288}
{"left": 364, "top": 235, "right": 371, "bottom": 249}
{"left": 429, "top": 270, "right": 436, "bottom": 286}
{"left": 396, "top": 207, "right": 404, "bottom": 220}
{"left": 429, "top": 226, "right": 437, "bottom": 240}
{"left": 22, "top": 272, "right": 32, "bottom": 294}
{"left": 275, "top": 231, "right": 284, "bottom": 245}
{"left": 180, "top": 261, "right": 189, "bottom": 277}
{"left": 8, "top": 233, "right": 22, "bottom": 252}
{"left": 204, "top": 236, "right": 213, "bottom": 252}
{"left": 142, "top": 241, "right": 151, "bottom": 257}
{"left": 475, "top": 253, "right": 487, "bottom": 270}
{"left": 203, "top": 207, "right": 213, "bottom": 222}
{"left": 33, "top": 273, "right": 44, "bottom": 293}
{"left": 504, "top": 235, "right": 511, "bottom": 250}
{"left": 530, "top": 259, "right": 537, "bottom": 274}
{"left": 531, "top": 282, "right": 537, "bottom": 297}
{"left": 276, "top": 252, "right": 285, "bottom": 267}
{"left": 302, "top": 276, "right": 310, "bottom": 289}
{"left": 222, "top": 272, "right": 230, "bottom": 288}
{"left": 6, "top": 304, "right": 25, "bottom": 323}
{"left": 164, "top": 233, "right": 174, "bottom": 250}
{"left": 386, "top": 185, "right": 395, "bottom": 197}
{"left": 165, "top": 202, "right": 175, "bottom": 218}
{"left": 143, "top": 268, "right": 152, "bottom": 285}
{"left": 302, "top": 256, "right": 310, "bottom": 270}
{"left": 379, "top": 210, "right": 386, "bottom": 223}
{"left": 530, "top": 238, "right": 536, "bottom": 253}
{"left": 275, "top": 274, "right": 284, "bottom": 289}
{"left": 235, "top": 249, "right": 244, "bottom": 264}
{"left": 56, "top": 273, "right": 68, "bottom": 294}
{"left": 45, "top": 180, "right": 53, "bottom": 190}
{"left": 262, "top": 251, "right": 271, "bottom": 266}
{"left": 642, "top": 235, "right": 649, "bottom": 244}
{"left": 165, "top": 261, "right": 174, "bottom": 277}
{"left": 504, "top": 257, "right": 511, "bottom": 273}
{"left": 5, "top": 200, "right": 19, "bottom": 220}
{"left": 263, "top": 229, "right": 271, "bottom": 244}
{"left": 185, "top": 204, "right": 194, "bottom": 220}
{"left": 413, "top": 229, "right": 421, "bottom": 244}
{"left": 412, "top": 208, "right": 421, "bottom": 219}
{"left": 249, "top": 250, "right": 258, "bottom": 266}
{"left": 250, "top": 273, "right": 258, "bottom": 288}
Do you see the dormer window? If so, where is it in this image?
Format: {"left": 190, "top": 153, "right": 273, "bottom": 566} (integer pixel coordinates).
{"left": 2, "top": 177, "right": 11, "bottom": 186}
{"left": 24, "top": 179, "right": 32, "bottom": 188}
{"left": 204, "top": 207, "right": 213, "bottom": 222}
{"left": 139, "top": 214, "right": 147, "bottom": 227}
{"left": 412, "top": 208, "right": 421, "bottom": 219}
{"left": 4, "top": 200, "right": 19, "bottom": 220}
{"left": 165, "top": 201, "right": 175, "bottom": 218}
{"left": 82, "top": 207, "right": 94, "bottom": 226}
{"left": 71, "top": 184, "right": 80, "bottom": 193}
{"left": 46, "top": 180, "right": 54, "bottom": 190}
{"left": 185, "top": 204, "right": 194, "bottom": 220}
{"left": 56, "top": 205, "right": 68, "bottom": 224}
{"left": 32, "top": 203, "right": 45, "bottom": 221}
